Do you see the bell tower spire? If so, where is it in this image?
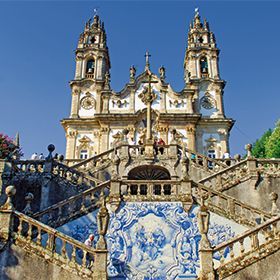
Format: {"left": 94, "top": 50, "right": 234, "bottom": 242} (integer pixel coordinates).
{"left": 184, "top": 8, "right": 219, "bottom": 82}
{"left": 74, "top": 14, "right": 110, "bottom": 83}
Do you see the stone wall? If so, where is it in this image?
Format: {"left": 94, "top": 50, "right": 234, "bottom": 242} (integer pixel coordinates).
{"left": 0, "top": 243, "right": 84, "bottom": 280}
{"left": 224, "top": 177, "right": 280, "bottom": 213}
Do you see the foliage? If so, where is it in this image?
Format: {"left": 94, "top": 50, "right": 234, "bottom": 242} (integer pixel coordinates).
{"left": 0, "top": 133, "right": 23, "bottom": 159}
{"left": 265, "top": 121, "right": 280, "bottom": 158}
{"left": 252, "top": 120, "right": 280, "bottom": 158}
{"left": 251, "top": 129, "right": 272, "bottom": 158}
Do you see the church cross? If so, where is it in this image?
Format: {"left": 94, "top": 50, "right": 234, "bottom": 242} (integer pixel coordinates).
{"left": 145, "top": 51, "right": 151, "bottom": 71}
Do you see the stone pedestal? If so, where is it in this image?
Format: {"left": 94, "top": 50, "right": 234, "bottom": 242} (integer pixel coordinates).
{"left": 0, "top": 210, "right": 13, "bottom": 242}
{"left": 93, "top": 250, "right": 108, "bottom": 280}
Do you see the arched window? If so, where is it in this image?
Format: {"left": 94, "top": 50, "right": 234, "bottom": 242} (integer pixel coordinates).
{"left": 86, "top": 59, "right": 95, "bottom": 74}
{"left": 200, "top": 56, "right": 208, "bottom": 77}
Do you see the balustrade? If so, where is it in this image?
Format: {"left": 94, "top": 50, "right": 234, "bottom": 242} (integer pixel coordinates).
{"left": 121, "top": 180, "right": 180, "bottom": 201}
{"left": 257, "top": 159, "right": 280, "bottom": 176}
{"left": 199, "top": 160, "right": 249, "bottom": 191}
{"left": 13, "top": 211, "right": 98, "bottom": 273}
{"left": 194, "top": 183, "right": 271, "bottom": 227}
{"left": 32, "top": 181, "right": 110, "bottom": 227}
{"left": 213, "top": 216, "right": 280, "bottom": 276}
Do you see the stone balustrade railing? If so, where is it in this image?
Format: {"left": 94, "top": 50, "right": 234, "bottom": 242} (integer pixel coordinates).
{"left": 120, "top": 180, "right": 182, "bottom": 201}
{"left": 198, "top": 159, "right": 249, "bottom": 191}
{"left": 11, "top": 159, "right": 100, "bottom": 187}
{"left": 213, "top": 215, "right": 280, "bottom": 278}
{"left": 194, "top": 183, "right": 272, "bottom": 227}
{"left": 184, "top": 147, "right": 229, "bottom": 172}
{"left": 71, "top": 148, "right": 116, "bottom": 170}
{"left": 32, "top": 180, "right": 111, "bottom": 228}
{"left": 257, "top": 159, "right": 280, "bottom": 176}
{"left": 12, "top": 210, "right": 106, "bottom": 278}
{"left": 67, "top": 143, "right": 229, "bottom": 178}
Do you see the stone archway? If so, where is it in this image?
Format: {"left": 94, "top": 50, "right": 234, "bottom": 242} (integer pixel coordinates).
{"left": 128, "top": 165, "right": 171, "bottom": 180}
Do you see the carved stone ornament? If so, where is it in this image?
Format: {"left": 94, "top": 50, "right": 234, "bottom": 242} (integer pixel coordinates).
{"left": 80, "top": 94, "right": 96, "bottom": 110}
{"left": 112, "top": 99, "right": 128, "bottom": 108}
{"left": 139, "top": 86, "right": 157, "bottom": 105}
{"left": 169, "top": 99, "right": 186, "bottom": 108}
{"left": 200, "top": 92, "right": 216, "bottom": 110}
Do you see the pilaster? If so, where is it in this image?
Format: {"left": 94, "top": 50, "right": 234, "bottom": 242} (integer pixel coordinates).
{"left": 70, "top": 88, "right": 81, "bottom": 118}
{"left": 186, "top": 125, "right": 196, "bottom": 151}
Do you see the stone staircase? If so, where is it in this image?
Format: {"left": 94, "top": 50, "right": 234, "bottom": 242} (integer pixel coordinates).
{"left": 212, "top": 215, "right": 280, "bottom": 279}
{"left": 32, "top": 180, "right": 110, "bottom": 228}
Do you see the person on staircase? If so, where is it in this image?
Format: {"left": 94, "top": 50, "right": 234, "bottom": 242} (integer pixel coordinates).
{"left": 84, "top": 234, "right": 95, "bottom": 268}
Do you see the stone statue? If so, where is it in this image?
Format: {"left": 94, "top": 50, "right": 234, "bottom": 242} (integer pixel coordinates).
{"left": 159, "top": 66, "right": 166, "bottom": 81}
{"left": 129, "top": 65, "right": 136, "bottom": 81}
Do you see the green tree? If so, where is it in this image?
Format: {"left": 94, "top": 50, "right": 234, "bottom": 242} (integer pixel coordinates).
{"left": 265, "top": 121, "right": 280, "bottom": 158}
{"left": 251, "top": 129, "right": 272, "bottom": 158}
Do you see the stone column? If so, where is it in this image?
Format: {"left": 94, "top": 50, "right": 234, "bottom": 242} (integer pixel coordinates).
{"left": 74, "top": 55, "right": 83, "bottom": 79}
{"left": 197, "top": 199, "right": 215, "bottom": 280}
{"left": 160, "top": 87, "right": 167, "bottom": 113}
{"left": 186, "top": 92, "right": 194, "bottom": 114}
{"left": 93, "top": 250, "right": 108, "bottom": 280}
{"left": 196, "top": 130, "right": 203, "bottom": 154}
{"left": 70, "top": 89, "right": 81, "bottom": 118}
{"left": 99, "top": 127, "right": 109, "bottom": 153}
{"left": 186, "top": 125, "right": 196, "bottom": 152}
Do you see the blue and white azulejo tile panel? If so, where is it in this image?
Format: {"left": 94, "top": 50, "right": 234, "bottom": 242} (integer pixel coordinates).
{"left": 58, "top": 202, "right": 247, "bottom": 280}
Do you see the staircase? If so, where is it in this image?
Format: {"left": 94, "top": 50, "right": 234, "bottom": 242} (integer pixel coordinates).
{"left": 0, "top": 209, "right": 107, "bottom": 280}
{"left": 212, "top": 215, "right": 280, "bottom": 279}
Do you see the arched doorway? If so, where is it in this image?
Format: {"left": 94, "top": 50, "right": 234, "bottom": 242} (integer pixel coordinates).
{"left": 128, "top": 165, "right": 171, "bottom": 180}
{"left": 127, "top": 165, "right": 171, "bottom": 195}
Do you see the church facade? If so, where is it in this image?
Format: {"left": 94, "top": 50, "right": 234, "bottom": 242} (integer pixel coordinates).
{"left": 1, "top": 9, "right": 280, "bottom": 280}
{"left": 61, "top": 10, "right": 234, "bottom": 161}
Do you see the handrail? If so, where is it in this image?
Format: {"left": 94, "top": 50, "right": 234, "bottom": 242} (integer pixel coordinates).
{"left": 194, "top": 182, "right": 272, "bottom": 226}
{"left": 32, "top": 180, "right": 111, "bottom": 226}
{"left": 12, "top": 210, "right": 100, "bottom": 273}
{"left": 213, "top": 215, "right": 280, "bottom": 253}
{"left": 11, "top": 159, "right": 101, "bottom": 186}
{"left": 198, "top": 159, "right": 248, "bottom": 184}
{"left": 212, "top": 215, "right": 280, "bottom": 277}
{"left": 71, "top": 147, "right": 116, "bottom": 169}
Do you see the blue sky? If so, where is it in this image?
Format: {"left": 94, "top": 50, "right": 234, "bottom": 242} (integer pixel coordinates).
{"left": 0, "top": 1, "right": 279, "bottom": 158}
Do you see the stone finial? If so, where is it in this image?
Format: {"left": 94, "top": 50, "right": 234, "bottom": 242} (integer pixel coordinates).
{"left": 245, "top": 144, "right": 252, "bottom": 158}
{"left": 269, "top": 192, "right": 279, "bottom": 216}
{"left": 122, "top": 128, "right": 129, "bottom": 143}
{"left": 197, "top": 200, "right": 211, "bottom": 249}
{"left": 96, "top": 194, "right": 109, "bottom": 249}
{"left": 58, "top": 154, "right": 64, "bottom": 162}
{"left": 1, "top": 185, "right": 16, "bottom": 210}
{"left": 46, "top": 144, "right": 55, "bottom": 161}
{"left": 23, "top": 192, "right": 34, "bottom": 215}
{"left": 234, "top": 154, "right": 241, "bottom": 162}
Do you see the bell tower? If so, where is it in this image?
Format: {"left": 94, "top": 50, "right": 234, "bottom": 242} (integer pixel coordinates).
{"left": 183, "top": 9, "right": 234, "bottom": 157}
{"left": 62, "top": 14, "right": 111, "bottom": 160}
{"left": 74, "top": 14, "right": 110, "bottom": 82}
{"left": 184, "top": 8, "right": 219, "bottom": 82}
